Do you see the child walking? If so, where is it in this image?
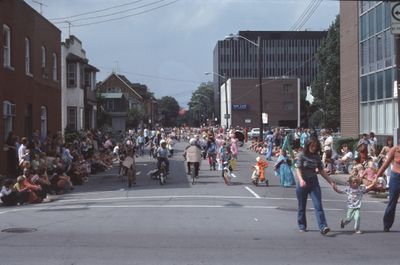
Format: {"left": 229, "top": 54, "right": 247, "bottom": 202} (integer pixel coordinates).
{"left": 333, "top": 175, "right": 374, "bottom": 234}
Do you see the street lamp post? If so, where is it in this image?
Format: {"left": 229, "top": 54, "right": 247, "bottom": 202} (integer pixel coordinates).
{"left": 205, "top": 72, "right": 229, "bottom": 130}
{"left": 225, "top": 34, "right": 263, "bottom": 141}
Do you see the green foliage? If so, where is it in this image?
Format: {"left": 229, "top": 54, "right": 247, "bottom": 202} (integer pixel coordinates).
{"left": 158, "top": 96, "right": 180, "bottom": 127}
{"left": 310, "top": 15, "right": 340, "bottom": 129}
{"left": 187, "top": 82, "right": 214, "bottom": 127}
{"left": 127, "top": 105, "right": 145, "bottom": 128}
{"left": 64, "top": 126, "right": 81, "bottom": 143}
{"left": 96, "top": 93, "right": 111, "bottom": 129}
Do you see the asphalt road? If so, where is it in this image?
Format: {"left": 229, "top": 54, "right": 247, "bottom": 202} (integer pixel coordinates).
{"left": 0, "top": 141, "right": 398, "bottom": 265}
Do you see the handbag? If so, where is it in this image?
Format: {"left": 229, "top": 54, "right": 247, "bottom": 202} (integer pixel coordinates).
{"left": 122, "top": 156, "right": 134, "bottom": 168}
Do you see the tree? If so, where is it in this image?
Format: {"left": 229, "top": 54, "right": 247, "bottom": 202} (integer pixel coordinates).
{"left": 96, "top": 93, "right": 111, "bottom": 129}
{"left": 310, "top": 15, "right": 340, "bottom": 130}
{"left": 158, "top": 96, "right": 180, "bottom": 127}
{"left": 127, "top": 105, "right": 145, "bottom": 129}
{"left": 187, "top": 82, "right": 214, "bottom": 127}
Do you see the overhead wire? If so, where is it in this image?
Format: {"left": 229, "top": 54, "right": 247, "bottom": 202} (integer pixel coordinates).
{"left": 53, "top": 0, "right": 166, "bottom": 24}
{"left": 289, "top": 0, "right": 317, "bottom": 31}
{"left": 58, "top": 0, "right": 180, "bottom": 28}
{"left": 49, "top": 0, "right": 146, "bottom": 21}
{"left": 295, "top": 0, "right": 323, "bottom": 30}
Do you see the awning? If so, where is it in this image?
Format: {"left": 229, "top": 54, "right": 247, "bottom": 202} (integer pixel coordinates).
{"left": 100, "top": 93, "right": 123, "bottom": 99}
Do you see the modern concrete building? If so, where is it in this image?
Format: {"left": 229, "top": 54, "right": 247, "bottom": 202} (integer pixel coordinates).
{"left": 213, "top": 30, "right": 327, "bottom": 125}
{"left": 61, "top": 35, "right": 98, "bottom": 133}
{"left": 340, "top": 1, "right": 397, "bottom": 139}
{"left": 221, "top": 78, "right": 300, "bottom": 129}
{"left": 0, "top": 0, "right": 61, "bottom": 176}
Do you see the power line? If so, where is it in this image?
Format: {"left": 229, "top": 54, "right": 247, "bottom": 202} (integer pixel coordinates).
{"left": 295, "top": 0, "right": 323, "bottom": 30}
{"left": 49, "top": 0, "right": 146, "bottom": 21}
{"left": 98, "top": 66, "right": 203, "bottom": 84}
{"left": 53, "top": 0, "right": 166, "bottom": 24}
{"left": 59, "top": 0, "right": 180, "bottom": 28}
{"left": 289, "top": 0, "right": 317, "bottom": 31}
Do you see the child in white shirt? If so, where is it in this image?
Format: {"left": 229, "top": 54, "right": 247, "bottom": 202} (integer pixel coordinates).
{"left": 333, "top": 175, "right": 374, "bottom": 234}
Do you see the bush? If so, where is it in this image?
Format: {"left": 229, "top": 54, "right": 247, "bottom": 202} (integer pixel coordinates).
{"left": 334, "top": 137, "right": 358, "bottom": 154}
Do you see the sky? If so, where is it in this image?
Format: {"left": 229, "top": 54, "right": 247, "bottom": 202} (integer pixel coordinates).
{"left": 27, "top": 0, "right": 339, "bottom": 107}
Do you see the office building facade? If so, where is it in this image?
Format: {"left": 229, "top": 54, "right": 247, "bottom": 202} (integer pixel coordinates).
{"left": 340, "top": 1, "right": 397, "bottom": 138}
{"left": 213, "top": 30, "right": 327, "bottom": 125}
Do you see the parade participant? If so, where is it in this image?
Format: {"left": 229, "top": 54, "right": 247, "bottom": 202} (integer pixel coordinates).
{"left": 185, "top": 138, "right": 202, "bottom": 177}
{"left": 373, "top": 142, "right": 400, "bottom": 232}
{"left": 156, "top": 140, "right": 170, "bottom": 174}
{"left": 333, "top": 175, "right": 374, "bottom": 234}
{"left": 274, "top": 149, "right": 295, "bottom": 187}
{"left": 251, "top": 156, "right": 269, "bottom": 186}
{"left": 294, "top": 137, "right": 336, "bottom": 234}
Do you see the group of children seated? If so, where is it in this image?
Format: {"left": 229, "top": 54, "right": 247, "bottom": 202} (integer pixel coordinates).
{"left": 0, "top": 148, "right": 114, "bottom": 206}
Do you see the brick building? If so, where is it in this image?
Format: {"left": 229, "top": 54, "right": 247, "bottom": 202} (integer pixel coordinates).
{"left": 0, "top": 0, "right": 61, "bottom": 176}
{"left": 221, "top": 78, "right": 300, "bottom": 129}
{"left": 340, "top": 1, "right": 397, "bottom": 139}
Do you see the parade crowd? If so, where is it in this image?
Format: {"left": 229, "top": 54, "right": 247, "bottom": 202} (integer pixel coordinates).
{"left": 2, "top": 125, "right": 400, "bottom": 235}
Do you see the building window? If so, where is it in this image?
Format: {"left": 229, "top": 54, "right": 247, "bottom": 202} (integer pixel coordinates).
{"left": 360, "top": 14, "right": 367, "bottom": 41}
{"left": 3, "top": 24, "right": 11, "bottom": 68}
{"left": 361, "top": 76, "right": 368, "bottom": 102}
{"left": 85, "top": 72, "right": 91, "bottom": 88}
{"left": 369, "top": 74, "right": 376, "bottom": 101}
{"left": 3, "top": 101, "right": 15, "bottom": 140}
{"left": 385, "top": 68, "right": 393, "bottom": 98}
{"left": 376, "top": 3, "right": 383, "bottom": 33}
{"left": 52, "top": 53, "right": 57, "bottom": 81}
{"left": 283, "top": 84, "right": 293, "bottom": 95}
{"left": 106, "top": 100, "right": 115, "bottom": 112}
{"left": 361, "top": 41, "right": 368, "bottom": 74}
{"left": 67, "top": 106, "right": 77, "bottom": 131}
{"left": 41, "top": 46, "right": 47, "bottom": 78}
{"left": 79, "top": 107, "right": 84, "bottom": 130}
{"left": 384, "top": 30, "right": 393, "bottom": 67}
{"left": 25, "top": 38, "right": 31, "bottom": 75}
{"left": 377, "top": 71, "right": 384, "bottom": 100}
{"left": 80, "top": 65, "right": 84, "bottom": 89}
{"left": 369, "top": 37, "right": 375, "bottom": 72}
{"left": 368, "top": 8, "right": 376, "bottom": 38}
{"left": 67, "top": 63, "right": 76, "bottom": 87}
{"left": 40, "top": 106, "right": 47, "bottom": 140}
{"left": 283, "top": 101, "right": 294, "bottom": 111}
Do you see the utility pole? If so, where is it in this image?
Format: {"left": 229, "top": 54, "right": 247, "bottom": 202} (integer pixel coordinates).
{"left": 65, "top": 21, "right": 72, "bottom": 37}
{"left": 32, "top": 0, "right": 47, "bottom": 15}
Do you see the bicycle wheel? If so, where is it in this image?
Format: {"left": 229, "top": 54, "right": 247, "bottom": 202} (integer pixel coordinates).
{"left": 128, "top": 168, "right": 132, "bottom": 188}
{"left": 159, "top": 164, "right": 166, "bottom": 185}
{"left": 191, "top": 165, "right": 196, "bottom": 185}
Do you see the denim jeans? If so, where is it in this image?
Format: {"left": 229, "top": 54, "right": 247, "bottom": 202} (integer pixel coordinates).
{"left": 384, "top": 172, "right": 400, "bottom": 230}
{"left": 296, "top": 176, "right": 328, "bottom": 231}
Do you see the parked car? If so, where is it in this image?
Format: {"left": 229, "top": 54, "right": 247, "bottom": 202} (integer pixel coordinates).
{"left": 249, "top": 128, "right": 260, "bottom": 139}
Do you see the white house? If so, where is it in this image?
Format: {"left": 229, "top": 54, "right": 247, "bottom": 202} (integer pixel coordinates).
{"left": 61, "top": 35, "right": 98, "bottom": 133}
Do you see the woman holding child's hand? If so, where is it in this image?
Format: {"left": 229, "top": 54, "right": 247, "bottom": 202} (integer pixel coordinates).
{"left": 294, "top": 137, "right": 336, "bottom": 235}
{"left": 373, "top": 143, "right": 400, "bottom": 232}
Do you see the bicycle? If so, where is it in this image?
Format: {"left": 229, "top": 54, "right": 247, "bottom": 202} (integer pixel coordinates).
{"left": 158, "top": 161, "right": 167, "bottom": 185}
{"left": 188, "top": 162, "right": 199, "bottom": 185}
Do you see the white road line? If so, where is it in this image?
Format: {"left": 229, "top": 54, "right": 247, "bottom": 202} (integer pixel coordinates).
{"left": 54, "top": 193, "right": 387, "bottom": 205}
{"left": 0, "top": 205, "right": 387, "bottom": 215}
{"left": 245, "top": 186, "right": 261, "bottom": 199}
{"left": 58, "top": 195, "right": 256, "bottom": 202}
